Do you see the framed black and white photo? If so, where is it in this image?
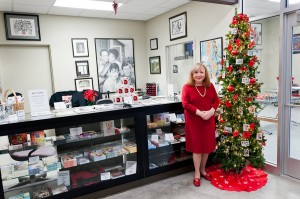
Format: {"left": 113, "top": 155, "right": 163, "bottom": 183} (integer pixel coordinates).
{"left": 149, "top": 56, "right": 161, "bottom": 74}
{"left": 4, "top": 13, "right": 41, "bottom": 41}
{"left": 75, "top": 60, "right": 90, "bottom": 77}
{"left": 173, "top": 65, "right": 178, "bottom": 73}
{"left": 250, "top": 23, "right": 262, "bottom": 45}
{"left": 169, "top": 12, "right": 187, "bottom": 41}
{"left": 74, "top": 78, "right": 94, "bottom": 91}
{"left": 72, "top": 38, "right": 89, "bottom": 57}
{"left": 150, "top": 38, "right": 158, "bottom": 50}
{"left": 95, "top": 38, "right": 136, "bottom": 93}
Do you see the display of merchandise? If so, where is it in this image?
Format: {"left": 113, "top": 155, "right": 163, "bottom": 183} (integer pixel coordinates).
{"left": 146, "top": 83, "right": 158, "bottom": 96}
{"left": 30, "top": 131, "right": 45, "bottom": 146}
{"left": 71, "top": 167, "right": 104, "bottom": 188}
{"left": 8, "top": 133, "right": 27, "bottom": 145}
{"left": 32, "top": 188, "right": 51, "bottom": 199}
{"left": 8, "top": 192, "right": 30, "bottom": 199}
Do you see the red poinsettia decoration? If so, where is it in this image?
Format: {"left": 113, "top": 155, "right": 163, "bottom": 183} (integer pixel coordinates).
{"left": 83, "top": 89, "right": 98, "bottom": 104}
{"left": 243, "top": 131, "right": 251, "bottom": 139}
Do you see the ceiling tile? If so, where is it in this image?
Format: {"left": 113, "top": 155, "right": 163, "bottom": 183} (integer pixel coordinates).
{"left": 79, "top": 9, "right": 111, "bottom": 18}
{"left": 13, "top": 4, "right": 50, "bottom": 14}
{"left": 48, "top": 6, "right": 83, "bottom": 16}
{"left": 14, "top": 0, "right": 55, "bottom": 6}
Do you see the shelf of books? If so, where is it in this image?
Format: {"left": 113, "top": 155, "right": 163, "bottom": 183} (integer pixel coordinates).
{"left": 0, "top": 118, "right": 138, "bottom": 199}
{"left": 146, "top": 112, "right": 192, "bottom": 175}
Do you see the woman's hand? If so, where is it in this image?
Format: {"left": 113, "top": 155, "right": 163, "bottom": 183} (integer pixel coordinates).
{"left": 202, "top": 108, "right": 215, "bottom": 120}
{"left": 195, "top": 109, "right": 204, "bottom": 118}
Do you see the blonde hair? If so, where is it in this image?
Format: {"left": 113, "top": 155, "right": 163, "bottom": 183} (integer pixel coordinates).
{"left": 187, "top": 63, "right": 211, "bottom": 87}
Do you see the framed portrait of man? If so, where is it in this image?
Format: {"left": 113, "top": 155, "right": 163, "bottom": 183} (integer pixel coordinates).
{"left": 95, "top": 38, "right": 136, "bottom": 93}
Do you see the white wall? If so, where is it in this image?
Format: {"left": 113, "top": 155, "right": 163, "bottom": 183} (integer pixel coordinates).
{"left": 0, "top": 13, "right": 147, "bottom": 92}
{"left": 145, "top": 2, "right": 236, "bottom": 95}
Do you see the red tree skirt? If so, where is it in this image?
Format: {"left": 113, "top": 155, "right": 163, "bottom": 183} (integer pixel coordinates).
{"left": 206, "top": 164, "right": 268, "bottom": 192}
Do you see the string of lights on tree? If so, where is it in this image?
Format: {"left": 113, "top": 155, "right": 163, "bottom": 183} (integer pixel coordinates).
{"left": 214, "top": 9, "right": 266, "bottom": 173}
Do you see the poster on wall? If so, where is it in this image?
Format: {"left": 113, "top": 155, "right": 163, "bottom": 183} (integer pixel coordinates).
{"left": 95, "top": 38, "right": 136, "bottom": 93}
{"left": 292, "top": 34, "right": 300, "bottom": 54}
{"left": 200, "top": 37, "right": 223, "bottom": 85}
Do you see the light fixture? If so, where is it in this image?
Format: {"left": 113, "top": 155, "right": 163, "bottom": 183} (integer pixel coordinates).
{"left": 54, "top": 0, "right": 123, "bottom": 11}
{"left": 269, "top": 0, "right": 300, "bottom": 4}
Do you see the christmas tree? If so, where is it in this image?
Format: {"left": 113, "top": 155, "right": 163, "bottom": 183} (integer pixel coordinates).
{"left": 215, "top": 10, "right": 266, "bottom": 173}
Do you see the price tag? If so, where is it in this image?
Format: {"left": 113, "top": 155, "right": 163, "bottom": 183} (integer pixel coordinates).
{"left": 101, "top": 172, "right": 111, "bottom": 181}
{"left": 224, "top": 126, "right": 232, "bottom": 133}
{"left": 151, "top": 134, "right": 159, "bottom": 143}
{"left": 242, "top": 77, "right": 250, "bottom": 84}
{"left": 241, "top": 141, "right": 250, "bottom": 147}
{"left": 256, "top": 132, "right": 263, "bottom": 140}
{"left": 243, "top": 124, "right": 249, "bottom": 131}
{"left": 54, "top": 102, "right": 66, "bottom": 110}
{"left": 231, "top": 28, "right": 238, "bottom": 34}
{"left": 222, "top": 71, "right": 226, "bottom": 78}
{"left": 226, "top": 60, "right": 229, "bottom": 67}
{"left": 69, "top": 127, "right": 82, "bottom": 136}
{"left": 57, "top": 170, "right": 70, "bottom": 186}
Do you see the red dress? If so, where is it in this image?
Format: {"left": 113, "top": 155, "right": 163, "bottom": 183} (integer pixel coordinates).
{"left": 181, "top": 84, "right": 219, "bottom": 153}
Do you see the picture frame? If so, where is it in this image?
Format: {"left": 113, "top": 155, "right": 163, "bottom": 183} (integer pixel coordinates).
{"left": 200, "top": 37, "right": 223, "bottom": 84}
{"left": 149, "top": 56, "right": 161, "bottom": 74}
{"left": 169, "top": 12, "right": 187, "bottom": 41}
{"left": 74, "top": 78, "right": 94, "bottom": 91}
{"left": 95, "top": 38, "right": 136, "bottom": 93}
{"left": 72, "top": 38, "right": 89, "bottom": 57}
{"left": 250, "top": 23, "right": 262, "bottom": 45}
{"left": 292, "top": 34, "right": 300, "bottom": 54}
{"left": 4, "top": 13, "right": 41, "bottom": 41}
{"left": 173, "top": 65, "right": 178, "bottom": 73}
{"left": 75, "top": 60, "right": 90, "bottom": 77}
{"left": 150, "top": 38, "right": 158, "bottom": 50}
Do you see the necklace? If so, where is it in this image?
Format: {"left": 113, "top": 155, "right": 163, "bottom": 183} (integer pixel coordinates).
{"left": 195, "top": 85, "right": 206, "bottom": 97}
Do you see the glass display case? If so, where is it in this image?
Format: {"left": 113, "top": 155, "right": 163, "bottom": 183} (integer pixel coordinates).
{"left": 146, "top": 112, "right": 192, "bottom": 175}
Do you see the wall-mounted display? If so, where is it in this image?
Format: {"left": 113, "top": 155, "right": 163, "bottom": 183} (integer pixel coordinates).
{"left": 169, "top": 12, "right": 187, "bottom": 41}
{"left": 150, "top": 38, "right": 158, "bottom": 50}
{"left": 292, "top": 34, "right": 300, "bottom": 54}
{"left": 75, "top": 60, "right": 90, "bottom": 77}
{"left": 149, "top": 56, "right": 161, "bottom": 74}
{"left": 72, "top": 38, "right": 89, "bottom": 57}
{"left": 250, "top": 23, "right": 262, "bottom": 45}
{"left": 95, "top": 38, "right": 136, "bottom": 93}
{"left": 200, "top": 37, "right": 223, "bottom": 84}
{"left": 74, "top": 77, "right": 94, "bottom": 91}
{"left": 4, "top": 13, "right": 41, "bottom": 41}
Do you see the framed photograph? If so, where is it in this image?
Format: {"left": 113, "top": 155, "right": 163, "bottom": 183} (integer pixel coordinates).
{"left": 4, "top": 13, "right": 41, "bottom": 41}
{"left": 74, "top": 78, "right": 94, "bottom": 91}
{"left": 75, "top": 60, "right": 90, "bottom": 77}
{"left": 293, "top": 34, "right": 300, "bottom": 54}
{"left": 72, "top": 38, "right": 89, "bottom": 57}
{"left": 95, "top": 38, "right": 136, "bottom": 93}
{"left": 150, "top": 38, "right": 158, "bottom": 50}
{"left": 200, "top": 37, "right": 223, "bottom": 84}
{"left": 173, "top": 65, "right": 178, "bottom": 73}
{"left": 250, "top": 23, "right": 262, "bottom": 45}
{"left": 149, "top": 56, "right": 161, "bottom": 74}
{"left": 169, "top": 12, "right": 187, "bottom": 41}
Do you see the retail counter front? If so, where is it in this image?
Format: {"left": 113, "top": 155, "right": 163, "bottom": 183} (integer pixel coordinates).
{"left": 0, "top": 98, "right": 191, "bottom": 199}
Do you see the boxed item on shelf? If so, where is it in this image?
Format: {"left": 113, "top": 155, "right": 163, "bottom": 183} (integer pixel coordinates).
{"left": 90, "top": 150, "right": 106, "bottom": 162}
{"left": 61, "top": 155, "right": 78, "bottom": 168}
{"left": 77, "top": 156, "right": 90, "bottom": 165}
{"left": 12, "top": 161, "right": 29, "bottom": 178}
{"left": 110, "top": 169, "right": 125, "bottom": 179}
{"left": 43, "top": 156, "right": 60, "bottom": 171}
{"left": 30, "top": 130, "right": 45, "bottom": 146}
{"left": 103, "top": 120, "right": 115, "bottom": 136}
{"left": 103, "top": 145, "right": 127, "bottom": 159}
{"left": 32, "top": 188, "right": 51, "bottom": 199}
{"left": 123, "top": 141, "right": 137, "bottom": 153}
{"left": 71, "top": 166, "right": 104, "bottom": 188}
{"left": 8, "top": 192, "right": 30, "bottom": 199}
{"left": 51, "top": 184, "right": 68, "bottom": 195}
{"left": 28, "top": 161, "right": 44, "bottom": 176}
{"left": 153, "top": 113, "right": 166, "bottom": 126}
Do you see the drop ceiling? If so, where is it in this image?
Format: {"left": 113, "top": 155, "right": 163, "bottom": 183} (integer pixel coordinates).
{"left": 0, "top": 0, "right": 282, "bottom": 21}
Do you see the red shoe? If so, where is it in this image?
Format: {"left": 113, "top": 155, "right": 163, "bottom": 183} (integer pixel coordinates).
{"left": 193, "top": 178, "right": 201, "bottom": 187}
{"left": 201, "top": 173, "right": 212, "bottom": 181}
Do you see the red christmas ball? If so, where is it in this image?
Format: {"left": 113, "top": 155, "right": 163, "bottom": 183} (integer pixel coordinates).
{"left": 233, "top": 130, "right": 239, "bottom": 137}
{"left": 227, "top": 44, "right": 233, "bottom": 51}
{"left": 227, "top": 65, "right": 233, "bottom": 73}
{"left": 244, "top": 31, "right": 250, "bottom": 37}
{"left": 248, "top": 60, "right": 255, "bottom": 67}
{"left": 235, "top": 39, "right": 241, "bottom": 47}
{"left": 227, "top": 85, "right": 234, "bottom": 92}
{"left": 231, "top": 49, "right": 238, "bottom": 56}
{"left": 238, "top": 13, "right": 244, "bottom": 20}
{"left": 232, "top": 17, "right": 238, "bottom": 25}
{"left": 250, "top": 77, "right": 256, "bottom": 84}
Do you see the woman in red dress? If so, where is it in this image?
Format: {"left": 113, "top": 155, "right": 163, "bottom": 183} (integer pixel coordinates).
{"left": 181, "top": 63, "right": 219, "bottom": 187}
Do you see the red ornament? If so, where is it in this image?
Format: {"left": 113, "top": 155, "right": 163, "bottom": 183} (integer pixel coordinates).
{"left": 249, "top": 41, "right": 255, "bottom": 48}
{"left": 225, "top": 100, "right": 232, "bottom": 108}
{"left": 251, "top": 56, "right": 257, "bottom": 62}
{"left": 250, "top": 77, "right": 256, "bottom": 84}
{"left": 233, "top": 130, "right": 239, "bottom": 137}
{"left": 243, "top": 131, "right": 251, "bottom": 139}
{"left": 227, "top": 44, "right": 233, "bottom": 51}
{"left": 237, "top": 13, "right": 244, "bottom": 20}
{"left": 227, "top": 65, "right": 233, "bottom": 73}
{"left": 232, "top": 17, "right": 238, "bottom": 25}
{"left": 233, "top": 93, "right": 238, "bottom": 101}
{"left": 227, "top": 85, "right": 234, "bottom": 92}
{"left": 244, "top": 31, "right": 250, "bottom": 37}
{"left": 231, "top": 49, "right": 238, "bottom": 56}
{"left": 112, "top": 0, "right": 118, "bottom": 15}
{"left": 248, "top": 60, "right": 255, "bottom": 67}
{"left": 249, "top": 123, "right": 255, "bottom": 130}
{"left": 235, "top": 39, "right": 241, "bottom": 47}
{"left": 220, "top": 59, "right": 225, "bottom": 66}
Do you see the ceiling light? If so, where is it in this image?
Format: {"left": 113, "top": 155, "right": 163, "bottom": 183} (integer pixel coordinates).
{"left": 54, "top": 0, "right": 123, "bottom": 11}
{"left": 269, "top": 0, "right": 300, "bottom": 4}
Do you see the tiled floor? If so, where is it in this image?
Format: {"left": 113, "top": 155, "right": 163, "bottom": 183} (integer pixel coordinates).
{"left": 100, "top": 171, "right": 300, "bottom": 199}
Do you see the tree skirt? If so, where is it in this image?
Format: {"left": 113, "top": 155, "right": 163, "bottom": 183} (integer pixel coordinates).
{"left": 206, "top": 164, "right": 268, "bottom": 192}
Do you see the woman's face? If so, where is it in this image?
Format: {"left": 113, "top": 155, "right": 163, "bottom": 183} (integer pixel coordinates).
{"left": 193, "top": 66, "right": 205, "bottom": 85}
{"left": 109, "top": 53, "right": 116, "bottom": 62}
